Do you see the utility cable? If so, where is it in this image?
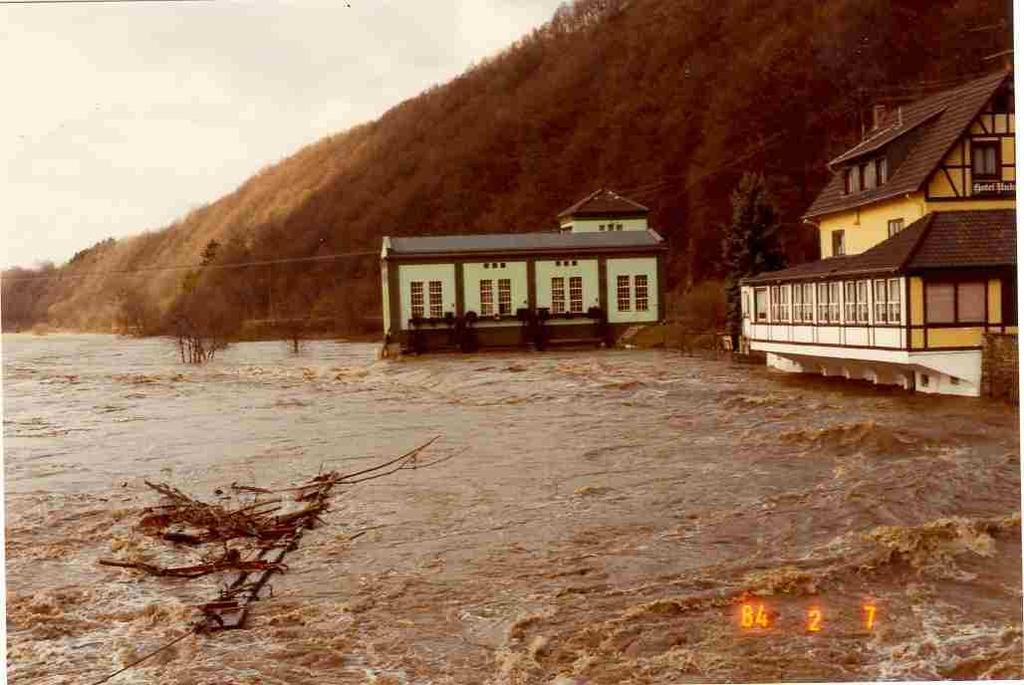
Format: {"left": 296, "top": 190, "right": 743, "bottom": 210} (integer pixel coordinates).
{"left": 1, "top": 250, "right": 379, "bottom": 282}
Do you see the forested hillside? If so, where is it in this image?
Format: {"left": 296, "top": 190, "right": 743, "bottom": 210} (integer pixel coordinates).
{"left": 2, "top": 0, "right": 1012, "bottom": 336}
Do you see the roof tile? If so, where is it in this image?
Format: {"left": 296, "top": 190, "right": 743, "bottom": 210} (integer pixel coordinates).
{"left": 907, "top": 209, "right": 1016, "bottom": 269}
{"left": 743, "top": 209, "right": 1015, "bottom": 284}
{"left": 385, "top": 228, "right": 665, "bottom": 256}
{"left": 805, "top": 70, "right": 1010, "bottom": 218}
{"left": 558, "top": 189, "right": 650, "bottom": 218}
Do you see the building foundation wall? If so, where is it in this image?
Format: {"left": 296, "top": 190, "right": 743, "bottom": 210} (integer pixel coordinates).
{"left": 981, "top": 333, "right": 1019, "bottom": 403}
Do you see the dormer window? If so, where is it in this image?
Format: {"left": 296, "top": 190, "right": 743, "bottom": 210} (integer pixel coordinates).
{"left": 844, "top": 166, "right": 860, "bottom": 194}
{"left": 843, "top": 156, "right": 888, "bottom": 195}
{"left": 863, "top": 160, "right": 877, "bottom": 189}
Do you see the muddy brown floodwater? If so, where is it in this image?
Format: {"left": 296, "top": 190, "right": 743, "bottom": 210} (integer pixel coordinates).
{"left": 4, "top": 333, "right": 1022, "bottom": 683}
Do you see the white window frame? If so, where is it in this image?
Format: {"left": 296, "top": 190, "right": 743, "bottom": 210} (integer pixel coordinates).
{"left": 754, "top": 287, "right": 768, "bottom": 322}
{"left": 616, "top": 274, "right": 631, "bottom": 312}
{"left": 428, "top": 280, "right": 443, "bottom": 319}
{"left": 873, "top": 279, "right": 888, "bottom": 323}
{"left": 634, "top": 274, "right": 649, "bottom": 312}
{"left": 828, "top": 282, "right": 841, "bottom": 323}
{"left": 568, "top": 276, "right": 583, "bottom": 313}
{"left": 874, "top": 278, "right": 902, "bottom": 324}
{"left": 551, "top": 277, "right": 566, "bottom": 314}
{"left": 817, "top": 283, "right": 829, "bottom": 323}
{"left": 410, "top": 281, "right": 425, "bottom": 319}
{"left": 497, "top": 278, "right": 512, "bottom": 316}
{"left": 887, "top": 278, "right": 901, "bottom": 324}
{"left": 843, "top": 281, "right": 857, "bottom": 322}
{"left": 856, "top": 280, "right": 869, "bottom": 323}
{"left": 479, "top": 279, "right": 494, "bottom": 316}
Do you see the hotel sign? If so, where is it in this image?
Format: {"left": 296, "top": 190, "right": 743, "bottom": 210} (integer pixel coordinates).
{"left": 972, "top": 180, "right": 1016, "bottom": 196}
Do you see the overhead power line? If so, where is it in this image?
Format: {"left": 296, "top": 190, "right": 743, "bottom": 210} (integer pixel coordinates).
{"left": 1, "top": 250, "right": 379, "bottom": 283}
{"left": 612, "top": 131, "right": 786, "bottom": 201}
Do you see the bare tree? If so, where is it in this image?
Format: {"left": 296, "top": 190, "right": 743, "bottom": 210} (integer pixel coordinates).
{"left": 167, "top": 289, "right": 239, "bottom": 364}
{"left": 114, "top": 286, "right": 158, "bottom": 336}
{"left": 280, "top": 274, "right": 319, "bottom": 354}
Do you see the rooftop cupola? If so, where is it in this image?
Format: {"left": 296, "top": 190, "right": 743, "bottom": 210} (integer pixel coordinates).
{"left": 557, "top": 188, "right": 650, "bottom": 233}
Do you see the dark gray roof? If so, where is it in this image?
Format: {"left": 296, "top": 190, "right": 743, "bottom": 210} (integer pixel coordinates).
{"left": 907, "top": 209, "right": 1016, "bottom": 269}
{"left": 743, "top": 209, "right": 1015, "bottom": 284}
{"left": 805, "top": 70, "right": 1010, "bottom": 219}
{"left": 384, "top": 229, "right": 665, "bottom": 257}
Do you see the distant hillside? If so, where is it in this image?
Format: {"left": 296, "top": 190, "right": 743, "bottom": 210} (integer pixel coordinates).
{"left": 2, "top": 0, "right": 1012, "bottom": 335}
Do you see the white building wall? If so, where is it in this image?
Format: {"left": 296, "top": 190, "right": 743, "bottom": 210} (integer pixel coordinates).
{"left": 381, "top": 262, "right": 391, "bottom": 335}
{"left": 462, "top": 261, "right": 529, "bottom": 317}
{"left": 793, "top": 326, "right": 815, "bottom": 343}
{"left": 535, "top": 259, "right": 600, "bottom": 320}
{"left": 755, "top": 341, "right": 982, "bottom": 397}
{"left": 606, "top": 257, "right": 660, "bottom": 324}
{"left": 910, "top": 350, "right": 983, "bottom": 389}
{"left": 398, "top": 263, "right": 456, "bottom": 330}
{"left": 874, "top": 328, "right": 903, "bottom": 348}
{"left": 817, "top": 327, "right": 841, "bottom": 345}
{"left": 844, "top": 327, "right": 870, "bottom": 346}
{"left": 561, "top": 217, "right": 649, "bottom": 233}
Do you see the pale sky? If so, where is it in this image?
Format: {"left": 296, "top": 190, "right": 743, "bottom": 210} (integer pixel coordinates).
{"left": 0, "top": 0, "right": 563, "bottom": 269}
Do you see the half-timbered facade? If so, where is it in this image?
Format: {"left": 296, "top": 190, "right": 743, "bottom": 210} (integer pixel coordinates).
{"left": 381, "top": 190, "right": 667, "bottom": 353}
{"left": 740, "top": 70, "right": 1017, "bottom": 396}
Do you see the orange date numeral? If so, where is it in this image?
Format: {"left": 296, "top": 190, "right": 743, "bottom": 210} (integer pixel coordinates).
{"left": 862, "top": 603, "right": 877, "bottom": 631}
{"left": 806, "top": 606, "right": 823, "bottom": 633}
{"left": 740, "top": 602, "right": 770, "bottom": 629}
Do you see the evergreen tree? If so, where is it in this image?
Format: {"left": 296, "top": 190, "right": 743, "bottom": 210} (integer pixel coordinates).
{"left": 201, "top": 240, "right": 221, "bottom": 266}
{"left": 722, "top": 172, "right": 785, "bottom": 348}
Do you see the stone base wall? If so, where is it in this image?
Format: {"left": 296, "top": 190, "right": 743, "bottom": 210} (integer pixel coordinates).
{"left": 981, "top": 333, "right": 1019, "bottom": 404}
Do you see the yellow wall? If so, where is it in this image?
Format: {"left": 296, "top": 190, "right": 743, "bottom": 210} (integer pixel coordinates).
{"left": 818, "top": 194, "right": 926, "bottom": 258}
{"left": 988, "top": 279, "right": 1002, "bottom": 325}
{"left": 927, "top": 327, "right": 985, "bottom": 348}
{"left": 928, "top": 111, "right": 1015, "bottom": 200}
{"left": 816, "top": 108, "right": 1015, "bottom": 258}
{"left": 970, "top": 111, "right": 1015, "bottom": 135}
{"left": 912, "top": 279, "right": 1005, "bottom": 350}
{"left": 1002, "top": 137, "right": 1015, "bottom": 165}
{"left": 925, "top": 198, "right": 1016, "bottom": 212}
{"left": 909, "top": 277, "right": 925, "bottom": 350}
{"left": 909, "top": 278, "right": 924, "bottom": 326}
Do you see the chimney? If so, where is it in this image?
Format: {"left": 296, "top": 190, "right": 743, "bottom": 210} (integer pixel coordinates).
{"left": 871, "top": 104, "right": 887, "bottom": 131}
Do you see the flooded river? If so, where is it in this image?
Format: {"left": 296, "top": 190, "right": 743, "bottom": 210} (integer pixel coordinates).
{"left": 4, "top": 334, "right": 1022, "bottom": 683}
